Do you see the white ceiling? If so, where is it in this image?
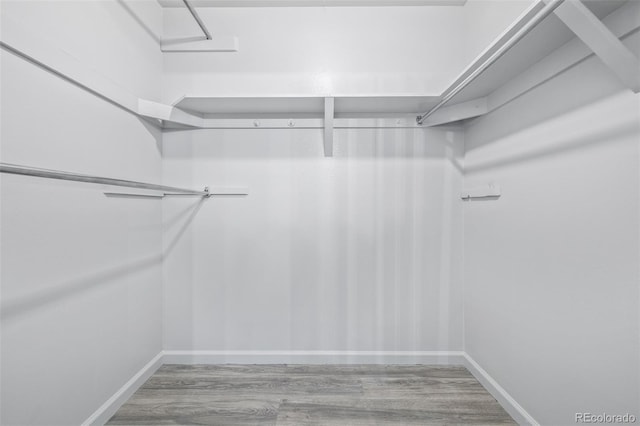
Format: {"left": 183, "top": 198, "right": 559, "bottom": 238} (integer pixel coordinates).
{"left": 157, "top": 0, "right": 467, "bottom": 7}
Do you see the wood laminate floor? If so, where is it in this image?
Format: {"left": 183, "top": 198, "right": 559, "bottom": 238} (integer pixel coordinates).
{"left": 107, "top": 364, "right": 516, "bottom": 425}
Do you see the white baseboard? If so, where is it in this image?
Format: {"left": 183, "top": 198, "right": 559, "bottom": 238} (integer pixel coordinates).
{"left": 462, "top": 353, "right": 538, "bottom": 426}
{"left": 162, "top": 350, "right": 465, "bottom": 365}
{"left": 82, "top": 352, "right": 164, "bottom": 426}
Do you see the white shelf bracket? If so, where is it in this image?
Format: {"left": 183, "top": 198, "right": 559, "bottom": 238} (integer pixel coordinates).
{"left": 548, "top": 0, "right": 640, "bottom": 93}
{"left": 460, "top": 184, "right": 501, "bottom": 200}
{"left": 161, "top": 37, "right": 239, "bottom": 52}
{"left": 324, "top": 97, "right": 335, "bottom": 157}
{"left": 104, "top": 186, "right": 248, "bottom": 198}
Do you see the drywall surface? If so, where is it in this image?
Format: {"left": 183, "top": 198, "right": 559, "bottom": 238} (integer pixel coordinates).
{"left": 162, "top": 127, "right": 464, "bottom": 357}
{"left": 462, "top": 0, "right": 534, "bottom": 65}
{"left": 463, "top": 40, "right": 640, "bottom": 423}
{"left": 0, "top": 0, "right": 163, "bottom": 101}
{"left": 161, "top": 6, "right": 470, "bottom": 102}
{"left": 0, "top": 2, "right": 164, "bottom": 425}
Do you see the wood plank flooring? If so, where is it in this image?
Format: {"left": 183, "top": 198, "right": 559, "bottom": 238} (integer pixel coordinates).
{"left": 107, "top": 364, "right": 516, "bottom": 425}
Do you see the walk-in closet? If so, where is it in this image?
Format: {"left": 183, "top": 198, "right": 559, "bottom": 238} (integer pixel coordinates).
{"left": 1, "top": 0, "right": 638, "bottom": 424}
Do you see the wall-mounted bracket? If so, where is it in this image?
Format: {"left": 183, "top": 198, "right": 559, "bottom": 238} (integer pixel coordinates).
{"left": 324, "top": 97, "right": 334, "bottom": 157}
{"left": 161, "top": 36, "right": 239, "bottom": 52}
{"left": 548, "top": 0, "right": 640, "bottom": 93}
{"left": 104, "top": 186, "right": 249, "bottom": 198}
{"left": 460, "top": 184, "right": 501, "bottom": 200}
{"left": 204, "top": 186, "right": 249, "bottom": 196}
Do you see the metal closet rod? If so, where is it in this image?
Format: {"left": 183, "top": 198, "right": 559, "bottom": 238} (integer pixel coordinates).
{"left": 0, "top": 162, "right": 210, "bottom": 196}
{"left": 416, "top": 0, "right": 565, "bottom": 125}
{"left": 183, "top": 0, "right": 212, "bottom": 40}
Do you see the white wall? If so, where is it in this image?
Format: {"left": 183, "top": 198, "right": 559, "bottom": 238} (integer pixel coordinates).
{"left": 161, "top": 2, "right": 531, "bottom": 104}
{"left": 0, "top": 1, "right": 164, "bottom": 424}
{"left": 158, "top": 1, "right": 523, "bottom": 361}
{"left": 463, "top": 0, "right": 534, "bottom": 62}
{"left": 463, "top": 34, "right": 640, "bottom": 424}
{"left": 0, "top": 0, "right": 163, "bottom": 101}
{"left": 162, "top": 127, "right": 464, "bottom": 358}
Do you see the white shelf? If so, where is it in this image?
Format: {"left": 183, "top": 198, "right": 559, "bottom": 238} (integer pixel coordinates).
{"left": 335, "top": 96, "right": 440, "bottom": 116}
{"left": 174, "top": 95, "right": 440, "bottom": 118}
{"left": 176, "top": 96, "right": 324, "bottom": 116}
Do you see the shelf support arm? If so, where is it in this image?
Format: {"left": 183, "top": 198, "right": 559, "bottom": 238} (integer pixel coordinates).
{"left": 547, "top": 0, "right": 640, "bottom": 92}
{"left": 324, "top": 97, "right": 334, "bottom": 157}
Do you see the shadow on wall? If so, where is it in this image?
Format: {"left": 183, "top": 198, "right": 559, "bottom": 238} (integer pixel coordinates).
{"left": 138, "top": 116, "right": 164, "bottom": 156}
{"left": 162, "top": 126, "right": 463, "bottom": 164}
{"left": 1, "top": 254, "right": 163, "bottom": 323}
{"left": 163, "top": 197, "right": 207, "bottom": 257}
{"left": 464, "top": 106, "right": 638, "bottom": 174}
{"left": 1, "top": 197, "right": 207, "bottom": 323}
{"left": 463, "top": 53, "right": 638, "bottom": 173}
{"left": 115, "top": 0, "right": 161, "bottom": 44}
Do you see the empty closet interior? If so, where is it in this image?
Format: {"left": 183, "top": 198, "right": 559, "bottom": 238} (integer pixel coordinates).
{"left": 1, "top": 0, "right": 638, "bottom": 424}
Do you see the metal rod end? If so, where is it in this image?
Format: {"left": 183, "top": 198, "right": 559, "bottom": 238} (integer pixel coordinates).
{"left": 416, "top": 116, "right": 424, "bottom": 125}
{"left": 204, "top": 186, "right": 211, "bottom": 197}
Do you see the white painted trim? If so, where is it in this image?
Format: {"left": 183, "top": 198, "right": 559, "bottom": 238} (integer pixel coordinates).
{"left": 463, "top": 353, "right": 539, "bottom": 426}
{"left": 167, "top": 117, "right": 456, "bottom": 129}
{"left": 163, "top": 350, "right": 465, "bottom": 365}
{"left": 82, "top": 352, "right": 163, "bottom": 426}
{"left": 200, "top": 117, "right": 324, "bottom": 128}
{"left": 334, "top": 117, "right": 421, "bottom": 128}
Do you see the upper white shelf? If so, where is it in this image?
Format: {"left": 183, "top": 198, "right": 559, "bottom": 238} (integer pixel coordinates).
{"left": 174, "top": 96, "right": 440, "bottom": 118}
